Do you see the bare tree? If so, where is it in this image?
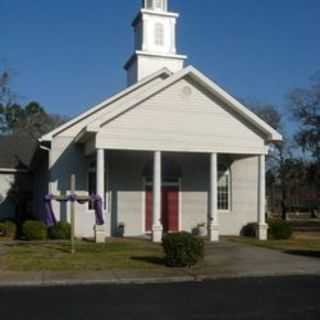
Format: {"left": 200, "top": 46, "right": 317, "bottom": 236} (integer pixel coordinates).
{"left": 243, "top": 100, "right": 296, "bottom": 220}
{"left": 289, "top": 72, "right": 320, "bottom": 162}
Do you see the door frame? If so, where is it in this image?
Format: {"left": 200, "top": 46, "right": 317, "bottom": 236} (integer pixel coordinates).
{"left": 142, "top": 178, "right": 182, "bottom": 234}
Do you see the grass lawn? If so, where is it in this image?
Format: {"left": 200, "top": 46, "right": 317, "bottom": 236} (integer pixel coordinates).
{"left": 0, "top": 239, "right": 167, "bottom": 272}
{"left": 229, "top": 233, "right": 320, "bottom": 258}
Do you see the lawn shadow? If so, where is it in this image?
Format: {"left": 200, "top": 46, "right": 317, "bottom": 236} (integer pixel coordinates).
{"left": 2, "top": 242, "right": 71, "bottom": 254}
{"left": 284, "top": 250, "right": 320, "bottom": 259}
{"left": 131, "top": 256, "right": 167, "bottom": 266}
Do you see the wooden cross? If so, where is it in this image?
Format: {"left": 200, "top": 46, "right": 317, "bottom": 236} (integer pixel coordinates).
{"left": 52, "top": 174, "right": 91, "bottom": 254}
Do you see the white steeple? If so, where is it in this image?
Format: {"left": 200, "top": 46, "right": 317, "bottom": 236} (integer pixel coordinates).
{"left": 124, "top": 0, "right": 187, "bottom": 86}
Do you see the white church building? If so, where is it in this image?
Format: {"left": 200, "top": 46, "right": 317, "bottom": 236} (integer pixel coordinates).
{"left": 37, "top": 0, "right": 282, "bottom": 242}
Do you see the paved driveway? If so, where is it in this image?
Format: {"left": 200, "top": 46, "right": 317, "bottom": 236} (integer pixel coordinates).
{"left": 198, "top": 240, "right": 320, "bottom": 279}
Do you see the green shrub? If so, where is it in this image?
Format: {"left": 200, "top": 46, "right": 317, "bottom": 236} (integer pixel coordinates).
{"left": 22, "top": 221, "right": 47, "bottom": 241}
{"left": 268, "top": 220, "right": 293, "bottom": 240}
{"left": 0, "top": 220, "right": 17, "bottom": 240}
{"left": 241, "top": 223, "right": 257, "bottom": 238}
{"left": 49, "top": 222, "right": 71, "bottom": 240}
{"left": 162, "top": 232, "right": 204, "bottom": 268}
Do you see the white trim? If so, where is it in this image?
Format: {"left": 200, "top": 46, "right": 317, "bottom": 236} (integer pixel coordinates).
{"left": 124, "top": 51, "right": 187, "bottom": 71}
{"left": 135, "top": 50, "right": 187, "bottom": 60}
{"left": 142, "top": 178, "right": 181, "bottom": 234}
{"left": 39, "top": 68, "right": 172, "bottom": 142}
{"left": 141, "top": 9, "right": 179, "bottom": 18}
{"left": 94, "top": 144, "right": 268, "bottom": 156}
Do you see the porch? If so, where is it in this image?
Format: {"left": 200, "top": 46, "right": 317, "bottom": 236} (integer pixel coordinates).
{"left": 83, "top": 148, "right": 268, "bottom": 243}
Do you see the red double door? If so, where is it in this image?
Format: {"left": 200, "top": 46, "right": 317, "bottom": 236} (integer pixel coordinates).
{"left": 145, "top": 186, "right": 179, "bottom": 233}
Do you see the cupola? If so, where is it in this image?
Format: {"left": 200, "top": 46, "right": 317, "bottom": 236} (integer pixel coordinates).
{"left": 124, "top": 0, "right": 187, "bottom": 86}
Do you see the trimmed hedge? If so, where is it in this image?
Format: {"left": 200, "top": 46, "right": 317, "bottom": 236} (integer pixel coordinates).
{"left": 22, "top": 221, "right": 47, "bottom": 241}
{"left": 49, "top": 222, "right": 71, "bottom": 240}
{"left": 268, "top": 220, "right": 293, "bottom": 240}
{"left": 162, "top": 232, "right": 204, "bottom": 268}
{"left": 0, "top": 220, "right": 17, "bottom": 240}
{"left": 241, "top": 223, "right": 257, "bottom": 238}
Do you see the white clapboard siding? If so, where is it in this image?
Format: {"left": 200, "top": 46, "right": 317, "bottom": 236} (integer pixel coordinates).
{"left": 96, "top": 78, "right": 266, "bottom": 154}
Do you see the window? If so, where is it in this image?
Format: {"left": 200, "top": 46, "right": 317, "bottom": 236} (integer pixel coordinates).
{"left": 218, "top": 165, "right": 230, "bottom": 211}
{"left": 155, "top": 23, "right": 164, "bottom": 46}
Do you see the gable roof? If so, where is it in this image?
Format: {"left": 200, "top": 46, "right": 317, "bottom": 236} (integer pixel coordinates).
{"left": 41, "top": 65, "right": 282, "bottom": 144}
{"left": 86, "top": 66, "right": 282, "bottom": 142}
{"left": 0, "top": 135, "right": 38, "bottom": 171}
{"left": 40, "top": 68, "right": 172, "bottom": 142}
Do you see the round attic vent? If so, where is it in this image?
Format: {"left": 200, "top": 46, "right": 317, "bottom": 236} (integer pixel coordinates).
{"left": 182, "top": 86, "right": 192, "bottom": 97}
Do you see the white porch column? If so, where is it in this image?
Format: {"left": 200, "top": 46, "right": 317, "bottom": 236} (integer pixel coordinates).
{"left": 152, "top": 151, "right": 163, "bottom": 243}
{"left": 95, "top": 148, "right": 106, "bottom": 243}
{"left": 258, "top": 154, "right": 268, "bottom": 240}
{"left": 209, "top": 153, "right": 219, "bottom": 242}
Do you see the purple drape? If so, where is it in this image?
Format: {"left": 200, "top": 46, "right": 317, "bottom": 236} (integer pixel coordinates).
{"left": 44, "top": 194, "right": 57, "bottom": 227}
{"left": 44, "top": 194, "right": 105, "bottom": 227}
{"left": 90, "top": 195, "right": 104, "bottom": 226}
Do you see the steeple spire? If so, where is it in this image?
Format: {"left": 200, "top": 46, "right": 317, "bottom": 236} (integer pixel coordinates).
{"left": 124, "top": 0, "right": 187, "bottom": 86}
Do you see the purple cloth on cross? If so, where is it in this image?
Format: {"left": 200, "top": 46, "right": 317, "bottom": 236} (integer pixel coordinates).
{"left": 44, "top": 194, "right": 57, "bottom": 227}
{"left": 90, "top": 194, "right": 105, "bottom": 226}
{"left": 44, "top": 193, "right": 105, "bottom": 227}
{"left": 67, "top": 194, "right": 77, "bottom": 203}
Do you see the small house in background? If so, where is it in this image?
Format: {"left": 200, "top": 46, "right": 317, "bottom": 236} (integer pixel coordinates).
{"left": 0, "top": 135, "right": 36, "bottom": 222}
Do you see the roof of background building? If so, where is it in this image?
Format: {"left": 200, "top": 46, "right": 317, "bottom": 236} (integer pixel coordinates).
{"left": 0, "top": 135, "right": 38, "bottom": 170}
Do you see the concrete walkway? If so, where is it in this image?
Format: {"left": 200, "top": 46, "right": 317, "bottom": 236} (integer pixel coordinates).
{"left": 0, "top": 240, "right": 320, "bottom": 287}
{"left": 198, "top": 240, "right": 320, "bottom": 279}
